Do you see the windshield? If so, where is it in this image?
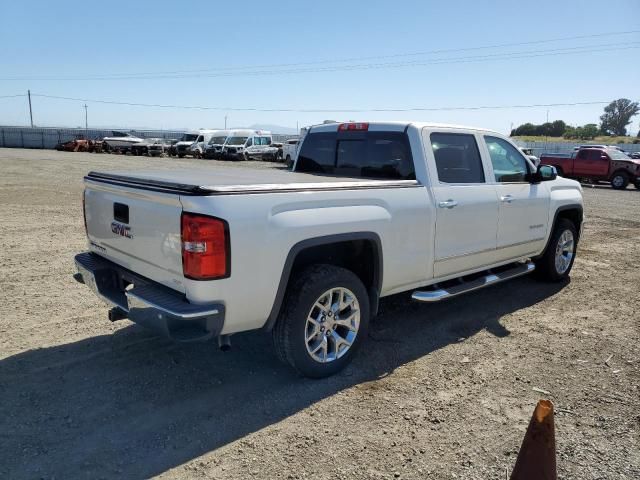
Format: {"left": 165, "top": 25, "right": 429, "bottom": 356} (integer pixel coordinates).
{"left": 209, "top": 136, "right": 227, "bottom": 145}
{"left": 607, "top": 149, "right": 630, "bottom": 160}
{"left": 227, "top": 136, "right": 248, "bottom": 146}
{"left": 180, "top": 134, "right": 198, "bottom": 142}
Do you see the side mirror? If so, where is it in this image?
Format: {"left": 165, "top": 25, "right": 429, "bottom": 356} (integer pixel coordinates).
{"left": 600, "top": 155, "right": 608, "bottom": 161}
{"left": 538, "top": 164, "right": 557, "bottom": 181}
{"left": 526, "top": 165, "right": 557, "bottom": 183}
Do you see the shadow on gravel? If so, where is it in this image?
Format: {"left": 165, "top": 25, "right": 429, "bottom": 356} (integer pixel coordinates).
{"left": 0, "top": 277, "right": 567, "bottom": 479}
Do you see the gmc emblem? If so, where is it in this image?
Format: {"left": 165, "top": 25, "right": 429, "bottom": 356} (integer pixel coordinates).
{"left": 111, "top": 221, "right": 133, "bottom": 239}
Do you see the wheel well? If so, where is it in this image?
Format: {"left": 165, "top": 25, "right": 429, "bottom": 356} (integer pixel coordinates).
{"left": 264, "top": 236, "right": 382, "bottom": 330}
{"left": 556, "top": 208, "right": 583, "bottom": 240}
{"left": 610, "top": 169, "right": 629, "bottom": 179}
{"left": 291, "top": 239, "right": 380, "bottom": 293}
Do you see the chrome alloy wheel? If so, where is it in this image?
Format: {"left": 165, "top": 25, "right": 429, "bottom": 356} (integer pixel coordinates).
{"left": 305, "top": 287, "right": 360, "bottom": 363}
{"left": 555, "top": 229, "right": 575, "bottom": 275}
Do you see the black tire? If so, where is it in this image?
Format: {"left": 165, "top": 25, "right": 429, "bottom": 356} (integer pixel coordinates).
{"left": 243, "top": 152, "right": 250, "bottom": 161}
{"left": 634, "top": 181, "right": 640, "bottom": 190}
{"left": 272, "top": 265, "right": 370, "bottom": 378}
{"left": 103, "top": 142, "right": 111, "bottom": 153}
{"left": 534, "top": 218, "right": 578, "bottom": 282}
{"left": 178, "top": 154, "right": 185, "bottom": 158}
{"left": 610, "top": 171, "right": 629, "bottom": 190}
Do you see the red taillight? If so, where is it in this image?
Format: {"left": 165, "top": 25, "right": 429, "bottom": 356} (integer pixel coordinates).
{"left": 181, "top": 212, "right": 230, "bottom": 280}
{"left": 338, "top": 122, "right": 369, "bottom": 131}
{"left": 82, "top": 189, "right": 88, "bottom": 236}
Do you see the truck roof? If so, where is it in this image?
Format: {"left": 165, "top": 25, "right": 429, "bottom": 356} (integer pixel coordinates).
{"left": 307, "top": 121, "right": 501, "bottom": 135}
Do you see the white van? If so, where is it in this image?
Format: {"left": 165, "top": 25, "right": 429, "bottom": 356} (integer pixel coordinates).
{"left": 221, "top": 129, "right": 274, "bottom": 161}
{"left": 174, "top": 129, "right": 221, "bottom": 158}
{"left": 203, "top": 130, "right": 231, "bottom": 159}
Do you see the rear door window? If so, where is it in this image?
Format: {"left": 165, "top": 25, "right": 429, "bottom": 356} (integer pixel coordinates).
{"left": 430, "top": 133, "right": 485, "bottom": 183}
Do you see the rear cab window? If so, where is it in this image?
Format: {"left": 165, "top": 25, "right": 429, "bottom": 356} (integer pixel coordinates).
{"left": 296, "top": 128, "right": 415, "bottom": 180}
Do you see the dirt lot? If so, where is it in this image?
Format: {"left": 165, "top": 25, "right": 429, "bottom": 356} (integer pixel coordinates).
{"left": 0, "top": 148, "right": 638, "bottom": 479}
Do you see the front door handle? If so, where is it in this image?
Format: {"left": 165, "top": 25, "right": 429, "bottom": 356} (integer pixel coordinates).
{"left": 500, "top": 194, "right": 514, "bottom": 203}
{"left": 438, "top": 199, "right": 458, "bottom": 209}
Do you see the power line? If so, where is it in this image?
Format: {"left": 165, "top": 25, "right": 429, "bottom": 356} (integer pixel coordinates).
{"left": 30, "top": 93, "right": 621, "bottom": 113}
{"left": 6, "top": 42, "right": 640, "bottom": 80}
{"left": 2, "top": 29, "right": 639, "bottom": 81}
{"left": 0, "top": 93, "right": 26, "bottom": 99}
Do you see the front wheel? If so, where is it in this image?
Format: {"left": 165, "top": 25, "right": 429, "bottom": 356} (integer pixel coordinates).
{"left": 635, "top": 181, "right": 640, "bottom": 190}
{"left": 272, "top": 265, "right": 370, "bottom": 378}
{"left": 610, "top": 172, "right": 629, "bottom": 190}
{"left": 534, "top": 218, "right": 578, "bottom": 282}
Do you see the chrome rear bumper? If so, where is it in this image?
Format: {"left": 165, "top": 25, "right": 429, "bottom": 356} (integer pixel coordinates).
{"left": 74, "top": 252, "right": 224, "bottom": 342}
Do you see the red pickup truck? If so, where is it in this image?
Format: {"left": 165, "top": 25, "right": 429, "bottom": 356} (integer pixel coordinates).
{"left": 540, "top": 147, "right": 640, "bottom": 190}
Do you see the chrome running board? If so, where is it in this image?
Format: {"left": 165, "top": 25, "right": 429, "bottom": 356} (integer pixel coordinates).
{"left": 412, "top": 262, "right": 535, "bottom": 302}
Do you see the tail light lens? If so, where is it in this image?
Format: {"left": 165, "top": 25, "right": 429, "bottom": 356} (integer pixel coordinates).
{"left": 181, "top": 212, "right": 230, "bottom": 280}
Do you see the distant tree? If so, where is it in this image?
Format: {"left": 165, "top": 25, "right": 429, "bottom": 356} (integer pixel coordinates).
{"left": 581, "top": 124, "right": 599, "bottom": 140}
{"left": 600, "top": 98, "right": 639, "bottom": 136}
{"left": 551, "top": 120, "right": 567, "bottom": 136}
{"left": 514, "top": 123, "right": 537, "bottom": 136}
{"left": 513, "top": 120, "right": 566, "bottom": 137}
{"left": 563, "top": 126, "right": 577, "bottom": 139}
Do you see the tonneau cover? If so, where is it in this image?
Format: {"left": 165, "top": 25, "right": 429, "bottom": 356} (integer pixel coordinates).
{"left": 86, "top": 167, "right": 419, "bottom": 195}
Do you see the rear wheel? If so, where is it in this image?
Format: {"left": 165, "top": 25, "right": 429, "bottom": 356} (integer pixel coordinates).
{"left": 534, "top": 218, "right": 577, "bottom": 282}
{"left": 610, "top": 171, "right": 629, "bottom": 190}
{"left": 635, "top": 181, "right": 640, "bottom": 190}
{"left": 272, "top": 265, "right": 370, "bottom": 378}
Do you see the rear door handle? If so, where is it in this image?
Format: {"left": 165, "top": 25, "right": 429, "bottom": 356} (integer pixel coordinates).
{"left": 500, "top": 195, "right": 514, "bottom": 203}
{"left": 438, "top": 199, "right": 458, "bottom": 209}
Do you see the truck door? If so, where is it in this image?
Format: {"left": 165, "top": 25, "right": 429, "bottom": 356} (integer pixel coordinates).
{"left": 481, "top": 136, "right": 550, "bottom": 260}
{"left": 587, "top": 149, "right": 610, "bottom": 177}
{"left": 425, "top": 130, "right": 499, "bottom": 278}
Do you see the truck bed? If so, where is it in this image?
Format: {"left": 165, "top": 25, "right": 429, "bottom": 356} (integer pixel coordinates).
{"left": 86, "top": 167, "right": 419, "bottom": 195}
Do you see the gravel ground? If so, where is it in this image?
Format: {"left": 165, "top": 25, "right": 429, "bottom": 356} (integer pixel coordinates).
{"left": 0, "top": 148, "right": 638, "bottom": 479}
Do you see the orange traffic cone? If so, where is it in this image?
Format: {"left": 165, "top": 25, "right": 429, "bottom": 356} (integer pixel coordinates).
{"left": 510, "top": 399, "right": 556, "bottom": 480}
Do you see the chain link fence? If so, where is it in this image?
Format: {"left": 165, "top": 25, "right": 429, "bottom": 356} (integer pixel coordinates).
{"left": 0, "top": 126, "right": 296, "bottom": 149}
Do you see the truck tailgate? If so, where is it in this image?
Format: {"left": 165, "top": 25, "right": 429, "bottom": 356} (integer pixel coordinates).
{"left": 84, "top": 180, "right": 185, "bottom": 293}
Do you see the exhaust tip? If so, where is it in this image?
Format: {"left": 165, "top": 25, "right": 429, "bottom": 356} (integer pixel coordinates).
{"left": 218, "top": 335, "right": 231, "bottom": 352}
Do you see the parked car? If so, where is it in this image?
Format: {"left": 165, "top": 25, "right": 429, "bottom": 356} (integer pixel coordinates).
{"left": 131, "top": 138, "right": 165, "bottom": 156}
{"left": 102, "top": 132, "right": 145, "bottom": 153}
{"left": 55, "top": 138, "right": 92, "bottom": 152}
{"left": 173, "top": 130, "right": 221, "bottom": 158}
{"left": 630, "top": 152, "right": 640, "bottom": 160}
{"left": 221, "top": 130, "right": 273, "bottom": 160}
{"left": 282, "top": 138, "right": 300, "bottom": 166}
{"left": 148, "top": 139, "right": 177, "bottom": 157}
{"left": 541, "top": 147, "right": 640, "bottom": 189}
{"left": 203, "top": 132, "right": 231, "bottom": 159}
{"left": 75, "top": 121, "right": 583, "bottom": 378}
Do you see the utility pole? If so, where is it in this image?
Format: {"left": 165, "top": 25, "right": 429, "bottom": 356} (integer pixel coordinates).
{"left": 224, "top": 115, "right": 228, "bottom": 129}
{"left": 84, "top": 104, "right": 88, "bottom": 138}
{"left": 28, "top": 90, "right": 34, "bottom": 127}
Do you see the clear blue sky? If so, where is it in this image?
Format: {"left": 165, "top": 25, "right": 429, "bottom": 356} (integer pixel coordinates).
{"left": 1, "top": 0, "right": 639, "bottom": 134}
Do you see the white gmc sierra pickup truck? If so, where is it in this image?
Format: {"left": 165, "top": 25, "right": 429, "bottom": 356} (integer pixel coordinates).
{"left": 75, "top": 122, "right": 584, "bottom": 378}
